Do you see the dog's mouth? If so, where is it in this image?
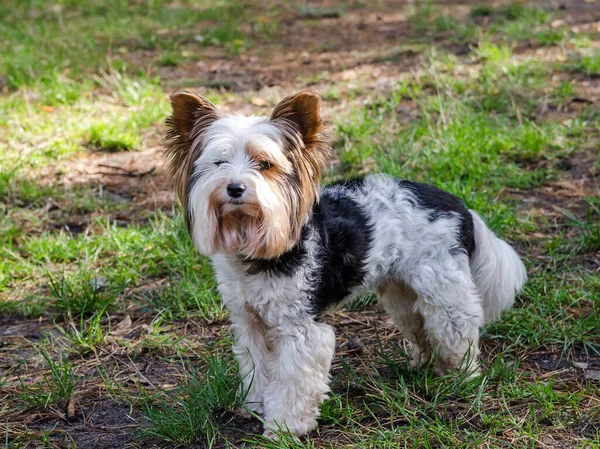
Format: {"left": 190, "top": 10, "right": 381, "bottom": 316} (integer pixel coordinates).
{"left": 220, "top": 201, "right": 261, "bottom": 218}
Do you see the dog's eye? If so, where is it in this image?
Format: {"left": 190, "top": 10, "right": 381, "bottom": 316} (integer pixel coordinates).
{"left": 258, "top": 161, "right": 273, "bottom": 171}
{"left": 215, "top": 160, "right": 226, "bottom": 167}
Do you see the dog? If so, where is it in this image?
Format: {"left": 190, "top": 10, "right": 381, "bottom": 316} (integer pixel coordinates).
{"left": 164, "top": 90, "right": 527, "bottom": 437}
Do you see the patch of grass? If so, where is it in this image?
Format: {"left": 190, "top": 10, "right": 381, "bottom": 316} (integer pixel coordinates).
{"left": 488, "top": 273, "right": 599, "bottom": 349}
{"left": 48, "top": 274, "right": 118, "bottom": 318}
{"left": 407, "top": 0, "right": 435, "bottom": 31}
{"left": 58, "top": 308, "right": 109, "bottom": 356}
{"left": 0, "top": 0, "right": 255, "bottom": 89}
{"left": 434, "top": 15, "right": 458, "bottom": 33}
{"left": 567, "top": 49, "right": 600, "bottom": 77}
{"left": 159, "top": 51, "right": 185, "bottom": 67}
{"left": 19, "top": 348, "right": 77, "bottom": 411}
{"left": 142, "top": 352, "right": 242, "bottom": 447}
{"left": 87, "top": 123, "right": 137, "bottom": 152}
{"left": 318, "top": 393, "right": 358, "bottom": 427}
{"left": 472, "top": 2, "right": 571, "bottom": 47}
{"left": 569, "top": 200, "right": 600, "bottom": 252}
{"left": 552, "top": 79, "right": 577, "bottom": 105}
{"left": 1, "top": 212, "right": 221, "bottom": 320}
{"left": 474, "top": 40, "right": 513, "bottom": 63}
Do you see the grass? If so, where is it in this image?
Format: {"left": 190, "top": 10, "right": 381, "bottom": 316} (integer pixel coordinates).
{"left": 142, "top": 352, "right": 243, "bottom": 447}
{"left": 1, "top": 211, "right": 222, "bottom": 321}
{"left": 1, "top": 0, "right": 600, "bottom": 448}
{"left": 567, "top": 49, "right": 600, "bottom": 77}
{"left": 0, "top": 0, "right": 256, "bottom": 90}
{"left": 18, "top": 348, "right": 77, "bottom": 411}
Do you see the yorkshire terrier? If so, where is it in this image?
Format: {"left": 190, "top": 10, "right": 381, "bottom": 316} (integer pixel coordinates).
{"left": 164, "top": 91, "right": 527, "bottom": 437}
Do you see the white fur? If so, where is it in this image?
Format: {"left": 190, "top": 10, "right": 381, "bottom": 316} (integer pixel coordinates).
{"left": 187, "top": 116, "right": 292, "bottom": 256}
{"left": 213, "top": 227, "right": 334, "bottom": 436}
{"left": 345, "top": 175, "right": 485, "bottom": 373}
{"left": 469, "top": 211, "right": 528, "bottom": 322}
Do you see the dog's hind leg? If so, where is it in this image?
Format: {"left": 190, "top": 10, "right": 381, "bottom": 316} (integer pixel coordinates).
{"left": 378, "top": 283, "right": 431, "bottom": 370}
{"left": 404, "top": 256, "right": 484, "bottom": 376}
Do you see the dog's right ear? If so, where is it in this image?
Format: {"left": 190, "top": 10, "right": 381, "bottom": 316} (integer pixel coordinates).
{"left": 167, "top": 91, "right": 219, "bottom": 141}
{"left": 164, "top": 91, "right": 219, "bottom": 209}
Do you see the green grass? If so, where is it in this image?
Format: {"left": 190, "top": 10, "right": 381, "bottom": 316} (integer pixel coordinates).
{"left": 142, "top": 352, "right": 243, "bottom": 447}
{"left": 336, "top": 55, "right": 568, "bottom": 230}
{"left": 1, "top": 211, "right": 222, "bottom": 320}
{"left": 2, "top": 0, "right": 599, "bottom": 447}
{"left": 567, "top": 49, "right": 600, "bottom": 77}
{"left": 18, "top": 348, "right": 77, "bottom": 411}
{"left": 0, "top": 0, "right": 255, "bottom": 90}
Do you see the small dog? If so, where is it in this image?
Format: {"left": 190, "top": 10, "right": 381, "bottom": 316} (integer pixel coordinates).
{"left": 164, "top": 91, "right": 527, "bottom": 437}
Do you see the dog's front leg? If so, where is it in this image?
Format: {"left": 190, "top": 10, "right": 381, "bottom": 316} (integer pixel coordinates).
{"left": 261, "top": 316, "right": 336, "bottom": 438}
{"left": 230, "top": 304, "right": 271, "bottom": 415}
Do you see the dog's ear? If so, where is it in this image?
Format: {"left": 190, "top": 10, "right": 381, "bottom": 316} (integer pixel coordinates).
{"left": 271, "top": 91, "right": 330, "bottom": 225}
{"left": 270, "top": 91, "right": 323, "bottom": 144}
{"left": 168, "top": 91, "right": 218, "bottom": 141}
{"left": 164, "top": 91, "right": 219, "bottom": 210}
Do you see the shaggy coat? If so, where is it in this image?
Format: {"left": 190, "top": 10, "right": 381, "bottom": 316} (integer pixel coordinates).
{"left": 164, "top": 91, "right": 527, "bottom": 438}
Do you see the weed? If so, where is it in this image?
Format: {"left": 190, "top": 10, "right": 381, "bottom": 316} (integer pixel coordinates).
{"left": 19, "top": 348, "right": 77, "bottom": 411}
{"left": 568, "top": 50, "right": 600, "bottom": 77}
{"left": 58, "top": 308, "right": 108, "bottom": 356}
{"left": 142, "top": 352, "right": 242, "bottom": 446}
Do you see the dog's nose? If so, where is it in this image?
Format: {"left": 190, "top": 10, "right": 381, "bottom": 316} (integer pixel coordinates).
{"left": 227, "top": 183, "right": 246, "bottom": 198}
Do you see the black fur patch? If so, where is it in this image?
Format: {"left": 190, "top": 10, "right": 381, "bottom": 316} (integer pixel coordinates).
{"left": 309, "top": 185, "right": 372, "bottom": 313}
{"left": 397, "top": 180, "right": 475, "bottom": 258}
{"left": 244, "top": 228, "right": 308, "bottom": 277}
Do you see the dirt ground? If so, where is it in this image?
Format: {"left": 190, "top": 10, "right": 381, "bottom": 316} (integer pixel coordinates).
{"left": 2, "top": 0, "right": 600, "bottom": 448}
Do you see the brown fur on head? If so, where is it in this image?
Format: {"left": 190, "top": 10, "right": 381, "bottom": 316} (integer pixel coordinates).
{"left": 164, "top": 91, "right": 219, "bottom": 228}
{"left": 164, "top": 90, "right": 330, "bottom": 259}
{"left": 270, "top": 91, "right": 330, "bottom": 225}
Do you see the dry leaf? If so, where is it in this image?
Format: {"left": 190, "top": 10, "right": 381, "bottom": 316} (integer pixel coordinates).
{"left": 251, "top": 97, "right": 267, "bottom": 106}
{"left": 66, "top": 398, "right": 76, "bottom": 421}
{"left": 111, "top": 314, "right": 133, "bottom": 335}
{"left": 584, "top": 370, "right": 600, "bottom": 380}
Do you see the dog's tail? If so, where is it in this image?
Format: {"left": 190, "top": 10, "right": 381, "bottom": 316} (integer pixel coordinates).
{"left": 469, "top": 211, "right": 527, "bottom": 323}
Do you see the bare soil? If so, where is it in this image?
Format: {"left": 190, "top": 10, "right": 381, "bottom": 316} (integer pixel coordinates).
{"left": 3, "top": 0, "right": 600, "bottom": 447}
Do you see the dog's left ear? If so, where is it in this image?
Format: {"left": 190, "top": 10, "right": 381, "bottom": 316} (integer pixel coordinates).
{"left": 271, "top": 91, "right": 323, "bottom": 144}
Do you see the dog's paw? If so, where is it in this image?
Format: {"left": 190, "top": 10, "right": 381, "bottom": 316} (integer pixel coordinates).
{"left": 263, "top": 417, "right": 317, "bottom": 439}
{"left": 262, "top": 427, "right": 276, "bottom": 440}
{"left": 409, "top": 345, "right": 431, "bottom": 372}
{"left": 241, "top": 401, "right": 264, "bottom": 417}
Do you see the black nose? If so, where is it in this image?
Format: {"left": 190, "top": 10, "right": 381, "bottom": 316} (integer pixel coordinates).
{"left": 227, "top": 183, "right": 246, "bottom": 198}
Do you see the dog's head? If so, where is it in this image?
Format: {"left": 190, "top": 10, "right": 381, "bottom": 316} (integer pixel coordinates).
{"left": 164, "top": 91, "right": 330, "bottom": 259}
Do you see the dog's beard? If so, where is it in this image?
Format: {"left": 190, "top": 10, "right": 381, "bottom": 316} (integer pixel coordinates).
{"left": 217, "top": 201, "right": 291, "bottom": 259}
{"left": 190, "top": 177, "right": 302, "bottom": 259}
